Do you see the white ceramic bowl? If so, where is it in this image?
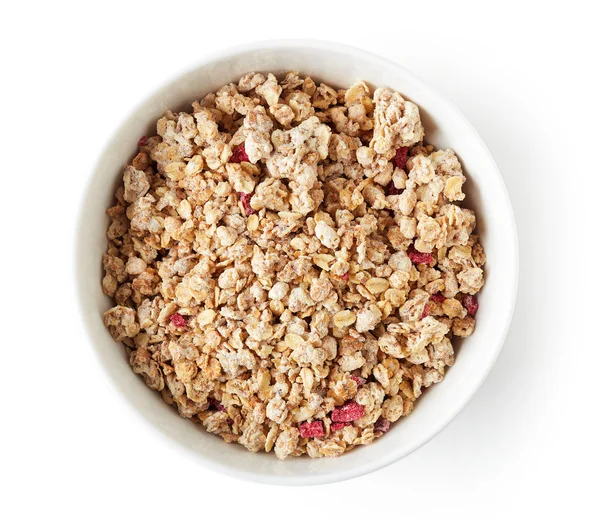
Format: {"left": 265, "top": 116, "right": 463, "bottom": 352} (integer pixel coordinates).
{"left": 76, "top": 40, "right": 518, "bottom": 485}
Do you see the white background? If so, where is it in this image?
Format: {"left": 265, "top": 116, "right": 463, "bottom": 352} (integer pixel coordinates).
{"left": 2, "top": 1, "right": 599, "bottom": 519}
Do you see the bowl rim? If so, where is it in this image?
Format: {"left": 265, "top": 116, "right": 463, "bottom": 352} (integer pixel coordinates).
{"left": 75, "top": 38, "right": 519, "bottom": 486}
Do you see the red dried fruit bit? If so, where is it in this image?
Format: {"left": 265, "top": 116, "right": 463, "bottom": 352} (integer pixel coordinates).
{"left": 137, "top": 136, "right": 148, "bottom": 147}
{"left": 393, "top": 147, "right": 408, "bottom": 170}
{"left": 230, "top": 144, "right": 249, "bottom": 163}
{"left": 331, "top": 401, "right": 365, "bottom": 423}
{"left": 238, "top": 192, "right": 256, "bottom": 216}
{"left": 463, "top": 295, "right": 479, "bottom": 315}
{"left": 331, "top": 422, "right": 351, "bottom": 432}
{"left": 408, "top": 246, "right": 433, "bottom": 265}
{"left": 386, "top": 181, "right": 400, "bottom": 196}
{"left": 169, "top": 313, "right": 186, "bottom": 328}
{"left": 341, "top": 272, "right": 349, "bottom": 281}
{"left": 431, "top": 292, "right": 445, "bottom": 303}
{"left": 208, "top": 397, "right": 226, "bottom": 412}
{"left": 420, "top": 304, "right": 430, "bottom": 320}
{"left": 374, "top": 418, "right": 391, "bottom": 433}
{"left": 351, "top": 375, "right": 366, "bottom": 386}
{"left": 299, "top": 420, "right": 324, "bottom": 438}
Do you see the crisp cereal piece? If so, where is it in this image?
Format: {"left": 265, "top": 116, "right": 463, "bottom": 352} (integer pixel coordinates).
{"left": 255, "top": 73, "right": 282, "bottom": 106}
{"left": 130, "top": 348, "right": 164, "bottom": 391}
{"left": 104, "top": 306, "right": 140, "bottom": 342}
{"left": 453, "top": 316, "right": 476, "bottom": 337}
{"left": 123, "top": 166, "right": 150, "bottom": 203}
{"left": 356, "top": 304, "right": 383, "bottom": 333}
{"left": 274, "top": 428, "right": 299, "bottom": 459}
{"left": 269, "top": 103, "right": 294, "bottom": 126}
{"left": 238, "top": 72, "right": 266, "bottom": 92}
{"left": 457, "top": 267, "right": 484, "bottom": 294}
{"left": 243, "top": 106, "right": 274, "bottom": 163}
{"left": 371, "top": 88, "right": 424, "bottom": 154}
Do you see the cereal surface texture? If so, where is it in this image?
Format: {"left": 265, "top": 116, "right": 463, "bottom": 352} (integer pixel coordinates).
{"left": 102, "top": 71, "right": 485, "bottom": 458}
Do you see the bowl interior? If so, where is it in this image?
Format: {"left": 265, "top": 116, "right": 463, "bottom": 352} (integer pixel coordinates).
{"left": 76, "top": 41, "right": 518, "bottom": 485}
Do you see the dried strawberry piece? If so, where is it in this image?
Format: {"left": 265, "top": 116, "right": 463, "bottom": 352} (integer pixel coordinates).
{"left": 374, "top": 418, "right": 391, "bottom": 433}
{"left": 341, "top": 272, "right": 349, "bottom": 281}
{"left": 408, "top": 246, "right": 433, "bottom": 265}
{"left": 137, "top": 136, "right": 148, "bottom": 147}
{"left": 208, "top": 397, "right": 226, "bottom": 412}
{"left": 230, "top": 144, "right": 249, "bottom": 163}
{"left": 331, "top": 401, "right": 365, "bottom": 423}
{"left": 420, "top": 304, "right": 430, "bottom": 320}
{"left": 331, "top": 422, "right": 351, "bottom": 432}
{"left": 299, "top": 420, "right": 324, "bottom": 438}
{"left": 431, "top": 292, "right": 445, "bottom": 303}
{"left": 392, "top": 147, "right": 408, "bottom": 170}
{"left": 463, "top": 295, "right": 479, "bottom": 315}
{"left": 169, "top": 313, "right": 187, "bottom": 328}
{"left": 238, "top": 192, "right": 255, "bottom": 216}
{"left": 351, "top": 375, "right": 366, "bottom": 386}
{"left": 386, "top": 181, "right": 400, "bottom": 196}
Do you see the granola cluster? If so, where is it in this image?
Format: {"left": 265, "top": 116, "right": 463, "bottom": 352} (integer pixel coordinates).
{"left": 102, "top": 71, "right": 485, "bottom": 459}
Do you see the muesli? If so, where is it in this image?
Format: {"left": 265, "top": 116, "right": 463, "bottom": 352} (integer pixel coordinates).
{"left": 102, "top": 71, "right": 485, "bottom": 458}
